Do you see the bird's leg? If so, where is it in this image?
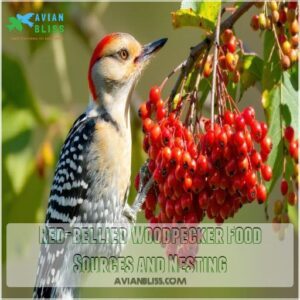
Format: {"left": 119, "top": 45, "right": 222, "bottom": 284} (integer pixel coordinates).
{"left": 122, "top": 163, "right": 153, "bottom": 223}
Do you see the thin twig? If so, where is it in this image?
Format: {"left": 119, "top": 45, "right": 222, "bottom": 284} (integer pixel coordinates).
{"left": 210, "top": 9, "right": 221, "bottom": 129}
{"left": 160, "top": 60, "right": 186, "bottom": 91}
{"left": 272, "top": 23, "right": 284, "bottom": 58}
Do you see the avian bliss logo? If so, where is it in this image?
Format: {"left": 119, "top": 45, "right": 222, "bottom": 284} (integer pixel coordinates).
{"left": 6, "top": 12, "right": 64, "bottom": 34}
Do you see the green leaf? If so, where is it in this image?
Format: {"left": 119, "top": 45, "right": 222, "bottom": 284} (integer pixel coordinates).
{"left": 3, "top": 128, "right": 35, "bottom": 194}
{"left": 261, "top": 29, "right": 298, "bottom": 197}
{"left": 262, "top": 31, "right": 281, "bottom": 90}
{"left": 240, "top": 54, "right": 264, "bottom": 97}
{"left": 262, "top": 88, "right": 284, "bottom": 195}
{"left": 2, "top": 53, "right": 43, "bottom": 194}
{"left": 281, "top": 72, "right": 298, "bottom": 133}
{"left": 2, "top": 53, "right": 44, "bottom": 124}
{"left": 262, "top": 71, "right": 298, "bottom": 195}
{"left": 2, "top": 108, "right": 36, "bottom": 142}
{"left": 172, "top": 1, "right": 221, "bottom": 31}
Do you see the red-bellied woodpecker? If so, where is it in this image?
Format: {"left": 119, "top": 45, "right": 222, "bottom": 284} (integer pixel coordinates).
{"left": 33, "top": 32, "right": 167, "bottom": 299}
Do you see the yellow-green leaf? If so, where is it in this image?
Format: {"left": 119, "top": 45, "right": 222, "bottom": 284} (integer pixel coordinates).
{"left": 172, "top": 1, "right": 221, "bottom": 31}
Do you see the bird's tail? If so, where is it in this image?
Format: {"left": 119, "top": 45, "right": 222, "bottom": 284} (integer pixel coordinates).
{"left": 33, "top": 286, "right": 76, "bottom": 299}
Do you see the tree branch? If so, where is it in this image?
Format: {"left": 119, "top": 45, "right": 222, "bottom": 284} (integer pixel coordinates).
{"left": 170, "top": 2, "right": 255, "bottom": 101}
{"left": 210, "top": 9, "right": 221, "bottom": 129}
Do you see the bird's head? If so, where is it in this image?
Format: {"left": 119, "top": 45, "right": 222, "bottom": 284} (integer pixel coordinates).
{"left": 88, "top": 32, "right": 167, "bottom": 104}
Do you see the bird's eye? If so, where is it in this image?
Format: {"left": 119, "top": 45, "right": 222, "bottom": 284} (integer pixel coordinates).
{"left": 119, "top": 49, "right": 129, "bottom": 60}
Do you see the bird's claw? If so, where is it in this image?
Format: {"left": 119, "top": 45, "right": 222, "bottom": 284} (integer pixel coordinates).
{"left": 123, "top": 203, "right": 136, "bottom": 224}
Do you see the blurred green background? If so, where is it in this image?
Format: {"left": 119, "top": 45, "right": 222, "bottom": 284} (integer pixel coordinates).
{"left": 2, "top": 1, "right": 298, "bottom": 298}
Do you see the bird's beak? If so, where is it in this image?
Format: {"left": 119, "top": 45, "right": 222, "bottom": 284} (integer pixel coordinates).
{"left": 135, "top": 38, "right": 168, "bottom": 63}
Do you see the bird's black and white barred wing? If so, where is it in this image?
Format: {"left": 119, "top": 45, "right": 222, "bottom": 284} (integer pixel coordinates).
{"left": 33, "top": 113, "right": 97, "bottom": 299}
{"left": 45, "top": 113, "right": 96, "bottom": 224}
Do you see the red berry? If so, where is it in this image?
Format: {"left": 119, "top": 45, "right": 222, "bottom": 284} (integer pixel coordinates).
{"left": 166, "top": 200, "right": 175, "bottom": 219}
{"left": 162, "top": 147, "right": 172, "bottom": 162}
{"left": 149, "top": 86, "right": 161, "bottom": 104}
{"left": 171, "top": 147, "right": 182, "bottom": 165}
{"left": 183, "top": 176, "right": 193, "bottom": 192}
{"left": 174, "top": 201, "right": 183, "bottom": 216}
{"left": 192, "top": 177, "right": 205, "bottom": 193}
{"left": 222, "top": 29, "right": 234, "bottom": 44}
{"left": 184, "top": 211, "right": 198, "bottom": 224}
{"left": 205, "top": 130, "right": 215, "bottom": 149}
{"left": 237, "top": 157, "right": 249, "bottom": 174}
{"left": 289, "top": 139, "right": 298, "bottom": 161}
{"left": 245, "top": 171, "right": 257, "bottom": 187}
{"left": 224, "top": 110, "right": 234, "bottom": 125}
{"left": 146, "top": 193, "right": 157, "bottom": 211}
{"left": 280, "top": 179, "right": 288, "bottom": 195}
{"left": 288, "top": 192, "right": 297, "bottom": 206}
{"left": 237, "top": 142, "right": 248, "bottom": 158}
{"left": 247, "top": 186, "right": 257, "bottom": 202}
{"left": 215, "top": 189, "right": 226, "bottom": 205}
{"left": 197, "top": 154, "right": 208, "bottom": 174}
{"left": 142, "top": 118, "right": 154, "bottom": 133}
{"left": 182, "top": 152, "right": 192, "bottom": 169}
{"left": 261, "top": 164, "right": 272, "bottom": 181}
{"left": 150, "top": 125, "right": 161, "bottom": 144}
{"left": 235, "top": 115, "right": 246, "bottom": 131}
{"left": 251, "top": 15, "right": 259, "bottom": 31}
{"left": 234, "top": 131, "right": 246, "bottom": 146}
{"left": 278, "top": 34, "right": 287, "bottom": 44}
{"left": 161, "top": 128, "right": 172, "bottom": 146}
{"left": 260, "top": 136, "right": 273, "bottom": 154}
{"left": 288, "top": 1, "right": 298, "bottom": 9}
{"left": 250, "top": 151, "right": 262, "bottom": 170}
{"left": 250, "top": 120, "right": 262, "bottom": 142}
{"left": 145, "top": 208, "right": 154, "bottom": 220}
{"left": 243, "top": 106, "right": 255, "bottom": 124}
{"left": 134, "top": 173, "right": 140, "bottom": 190}
{"left": 284, "top": 126, "right": 295, "bottom": 142}
{"left": 156, "top": 107, "right": 166, "bottom": 121}
{"left": 189, "top": 159, "right": 197, "bottom": 174}
{"left": 217, "top": 130, "right": 228, "bottom": 148}
{"left": 138, "top": 102, "right": 150, "bottom": 119}
{"left": 148, "top": 159, "right": 155, "bottom": 173}
{"left": 257, "top": 184, "right": 267, "bottom": 203}
{"left": 244, "top": 130, "right": 253, "bottom": 151}
{"left": 260, "top": 122, "right": 268, "bottom": 140}
{"left": 225, "top": 159, "right": 236, "bottom": 177}
{"left": 279, "top": 9, "right": 287, "bottom": 24}
{"left": 227, "top": 36, "right": 237, "bottom": 53}
{"left": 198, "top": 192, "right": 209, "bottom": 209}
{"left": 181, "top": 193, "right": 193, "bottom": 211}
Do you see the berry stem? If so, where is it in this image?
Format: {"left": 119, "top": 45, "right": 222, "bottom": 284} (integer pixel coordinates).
{"left": 210, "top": 9, "right": 221, "bottom": 129}
{"left": 272, "top": 23, "right": 284, "bottom": 58}
{"left": 160, "top": 60, "right": 186, "bottom": 94}
{"left": 194, "top": 48, "right": 210, "bottom": 92}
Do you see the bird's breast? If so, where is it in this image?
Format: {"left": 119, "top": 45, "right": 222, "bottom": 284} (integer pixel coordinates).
{"left": 88, "top": 119, "right": 132, "bottom": 204}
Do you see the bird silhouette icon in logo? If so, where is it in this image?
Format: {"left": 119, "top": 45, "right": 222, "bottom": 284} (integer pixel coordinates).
{"left": 6, "top": 12, "right": 34, "bottom": 32}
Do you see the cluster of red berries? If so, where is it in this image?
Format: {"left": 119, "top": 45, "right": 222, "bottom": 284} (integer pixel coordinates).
{"left": 251, "top": 1, "right": 299, "bottom": 70}
{"left": 284, "top": 126, "right": 299, "bottom": 163}
{"left": 137, "top": 87, "right": 273, "bottom": 225}
{"left": 203, "top": 29, "right": 240, "bottom": 84}
{"left": 272, "top": 125, "right": 298, "bottom": 229}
